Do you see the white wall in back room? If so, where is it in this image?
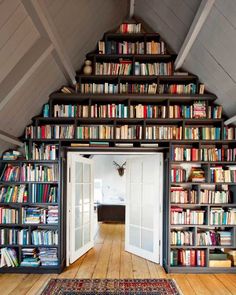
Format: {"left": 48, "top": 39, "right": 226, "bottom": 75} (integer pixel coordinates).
{"left": 93, "top": 155, "right": 127, "bottom": 204}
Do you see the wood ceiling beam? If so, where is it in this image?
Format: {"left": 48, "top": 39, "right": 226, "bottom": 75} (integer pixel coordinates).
{"left": 175, "top": 0, "right": 215, "bottom": 70}
{"left": 0, "top": 130, "right": 23, "bottom": 147}
{"left": 224, "top": 115, "right": 236, "bottom": 125}
{"left": 22, "top": 0, "right": 76, "bottom": 85}
{"left": 0, "top": 38, "right": 53, "bottom": 111}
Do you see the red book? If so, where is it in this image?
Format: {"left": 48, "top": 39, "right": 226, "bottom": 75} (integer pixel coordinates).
{"left": 190, "top": 250, "right": 196, "bottom": 266}
{"left": 42, "top": 184, "right": 49, "bottom": 203}
{"left": 200, "top": 250, "right": 205, "bottom": 266}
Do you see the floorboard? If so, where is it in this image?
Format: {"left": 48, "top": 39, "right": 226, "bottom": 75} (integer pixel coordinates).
{"left": 0, "top": 223, "right": 236, "bottom": 295}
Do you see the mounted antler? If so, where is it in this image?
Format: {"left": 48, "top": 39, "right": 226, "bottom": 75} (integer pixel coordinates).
{"left": 113, "top": 161, "right": 126, "bottom": 176}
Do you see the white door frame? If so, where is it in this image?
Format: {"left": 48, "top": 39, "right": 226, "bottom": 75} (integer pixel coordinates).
{"left": 66, "top": 151, "right": 163, "bottom": 266}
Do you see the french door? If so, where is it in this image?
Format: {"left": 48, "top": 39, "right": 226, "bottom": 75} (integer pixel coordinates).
{"left": 67, "top": 153, "right": 94, "bottom": 265}
{"left": 125, "top": 154, "right": 162, "bottom": 263}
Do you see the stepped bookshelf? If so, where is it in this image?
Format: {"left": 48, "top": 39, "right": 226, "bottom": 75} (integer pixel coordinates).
{"left": 1, "top": 22, "right": 236, "bottom": 273}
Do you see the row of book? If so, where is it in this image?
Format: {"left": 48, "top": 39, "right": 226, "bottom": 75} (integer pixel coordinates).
{"left": 0, "top": 185, "right": 28, "bottom": 203}
{"left": 95, "top": 61, "right": 132, "bottom": 75}
{"left": 171, "top": 230, "right": 193, "bottom": 246}
{"left": 184, "top": 127, "right": 221, "bottom": 140}
{"left": 53, "top": 104, "right": 89, "bottom": 118}
{"left": 0, "top": 164, "right": 58, "bottom": 182}
{"left": 0, "top": 228, "right": 58, "bottom": 246}
{"left": 145, "top": 126, "right": 182, "bottom": 140}
{"left": 98, "top": 40, "right": 145, "bottom": 54}
{"left": 51, "top": 103, "right": 222, "bottom": 120}
{"left": 171, "top": 167, "right": 186, "bottom": 182}
{"left": 22, "top": 206, "right": 58, "bottom": 224}
{"left": 197, "top": 230, "right": 231, "bottom": 246}
{"left": 199, "top": 189, "right": 231, "bottom": 204}
{"left": 171, "top": 207, "right": 205, "bottom": 225}
{"left": 28, "top": 143, "right": 58, "bottom": 160}
{"left": 210, "top": 166, "right": 236, "bottom": 183}
{"left": 169, "top": 103, "right": 222, "bottom": 119}
{"left": 79, "top": 82, "right": 198, "bottom": 94}
{"left": 171, "top": 147, "right": 236, "bottom": 162}
{"left": 0, "top": 247, "right": 58, "bottom": 268}
{"left": 133, "top": 62, "right": 173, "bottom": 75}
{"left": 0, "top": 208, "right": 18, "bottom": 224}
{"left": 210, "top": 208, "right": 236, "bottom": 225}
{"left": 32, "top": 184, "right": 57, "bottom": 203}
{"left": 119, "top": 23, "right": 141, "bottom": 33}
{"left": 170, "top": 249, "right": 205, "bottom": 267}
{"left": 98, "top": 40, "right": 166, "bottom": 55}
{"left": 170, "top": 187, "right": 197, "bottom": 204}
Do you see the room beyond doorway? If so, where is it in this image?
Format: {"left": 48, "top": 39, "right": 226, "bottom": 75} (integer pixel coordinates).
{"left": 66, "top": 152, "right": 163, "bottom": 267}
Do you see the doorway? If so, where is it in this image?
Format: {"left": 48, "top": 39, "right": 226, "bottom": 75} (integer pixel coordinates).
{"left": 66, "top": 152, "right": 163, "bottom": 267}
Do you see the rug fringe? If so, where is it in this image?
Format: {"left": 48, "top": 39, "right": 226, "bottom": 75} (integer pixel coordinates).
{"left": 172, "top": 278, "right": 184, "bottom": 295}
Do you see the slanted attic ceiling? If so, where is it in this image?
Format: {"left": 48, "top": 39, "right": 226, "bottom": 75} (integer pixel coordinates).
{"left": 0, "top": 0, "right": 236, "bottom": 154}
{"left": 135, "top": 0, "right": 236, "bottom": 117}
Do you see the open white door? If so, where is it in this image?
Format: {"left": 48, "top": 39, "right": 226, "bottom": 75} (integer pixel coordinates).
{"left": 125, "top": 154, "right": 162, "bottom": 263}
{"left": 67, "top": 153, "right": 94, "bottom": 265}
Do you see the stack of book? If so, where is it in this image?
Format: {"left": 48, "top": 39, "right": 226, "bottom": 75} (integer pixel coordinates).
{"left": 20, "top": 248, "right": 40, "bottom": 267}
{"left": 208, "top": 105, "right": 222, "bottom": 118}
{"left": 76, "top": 125, "right": 114, "bottom": 140}
{"left": 80, "top": 83, "right": 119, "bottom": 94}
{"left": 98, "top": 40, "right": 145, "bottom": 54}
{"left": 197, "top": 230, "right": 231, "bottom": 246}
{"left": 2, "top": 150, "right": 22, "bottom": 161}
{"left": 39, "top": 247, "right": 58, "bottom": 266}
{"left": 22, "top": 207, "right": 46, "bottom": 224}
{"left": 192, "top": 101, "right": 207, "bottom": 118}
{"left": 188, "top": 167, "right": 205, "bottom": 182}
{"left": 209, "top": 250, "right": 231, "bottom": 267}
{"left": 130, "top": 104, "right": 167, "bottom": 119}
{"left": 47, "top": 206, "right": 58, "bottom": 224}
{"left": 53, "top": 104, "right": 88, "bottom": 118}
{"left": 116, "top": 125, "right": 142, "bottom": 140}
{"left": 0, "top": 247, "right": 19, "bottom": 268}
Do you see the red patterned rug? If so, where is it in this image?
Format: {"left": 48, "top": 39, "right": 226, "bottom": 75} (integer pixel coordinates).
{"left": 41, "top": 278, "right": 181, "bottom": 294}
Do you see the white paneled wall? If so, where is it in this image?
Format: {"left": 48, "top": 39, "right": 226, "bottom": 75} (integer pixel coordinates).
{"left": 0, "top": 1, "right": 40, "bottom": 84}
{"left": 183, "top": 1, "right": 236, "bottom": 116}
{"left": 44, "top": 0, "right": 128, "bottom": 70}
{"left": 135, "top": 0, "right": 201, "bottom": 52}
{"left": 0, "top": 55, "right": 65, "bottom": 137}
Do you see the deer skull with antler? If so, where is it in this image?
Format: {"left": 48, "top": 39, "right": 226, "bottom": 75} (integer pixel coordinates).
{"left": 113, "top": 161, "right": 126, "bottom": 176}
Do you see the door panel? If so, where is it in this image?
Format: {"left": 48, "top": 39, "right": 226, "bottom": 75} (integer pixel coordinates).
{"left": 125, "top": 155, "right": 162, "bottom": 263}
{"left": 67, "top": 153, "right": 94, "bottom": 265}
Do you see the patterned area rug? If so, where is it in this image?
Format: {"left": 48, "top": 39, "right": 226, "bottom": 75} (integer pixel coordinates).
{"left": 41, "top": 278, "right": 181, "bottom": 295}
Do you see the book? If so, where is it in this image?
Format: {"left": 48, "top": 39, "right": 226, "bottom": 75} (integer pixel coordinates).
{"left": 209, "top": 260, "right": 231, "bottom": 267}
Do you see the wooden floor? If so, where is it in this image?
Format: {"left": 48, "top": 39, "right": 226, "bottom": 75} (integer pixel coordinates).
{"left": 0, "top": 223, "right": 236, "bottom": 294}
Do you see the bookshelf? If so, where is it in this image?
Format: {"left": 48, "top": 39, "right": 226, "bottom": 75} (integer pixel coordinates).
{"left": 1, "top": 22, "right": 236, "bottom": 273}
{"left": 0, "top": 143, "right": 65, "bottom": 273}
